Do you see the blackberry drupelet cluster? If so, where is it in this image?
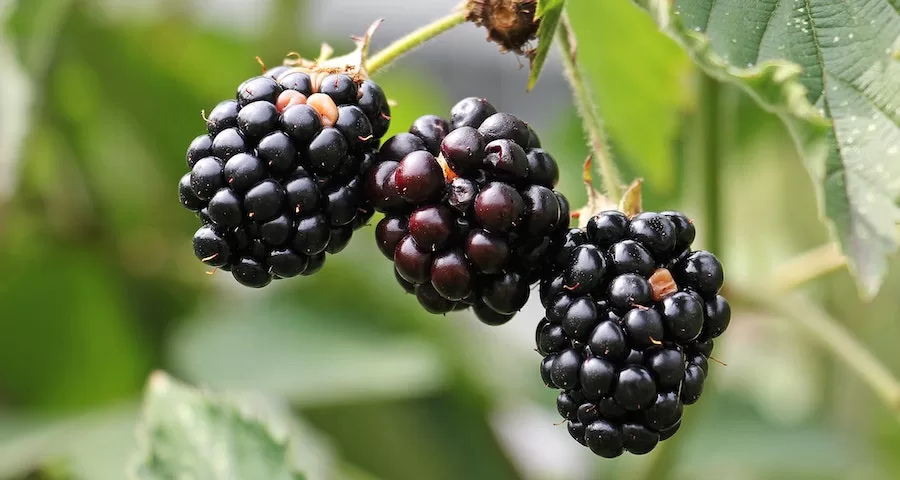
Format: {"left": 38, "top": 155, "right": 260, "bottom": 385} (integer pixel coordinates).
{"left": 536, "top": 210, "right": 730, "bottom": 457}
{"left": 178, "top": 67, "right": 392, "bottom": 287}
{"left": 368, "top": 97, "right": 569, "bottom": 324}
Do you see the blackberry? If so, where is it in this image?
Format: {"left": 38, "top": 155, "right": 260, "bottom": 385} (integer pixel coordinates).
{"left": 536, "top": 209, "right": 730, "bottom": 457}
{"left": 369, "top": 97, "right": 569, "bottom": 324}
{"left": 177, "top": 37, "right": 392, "bottom": 287}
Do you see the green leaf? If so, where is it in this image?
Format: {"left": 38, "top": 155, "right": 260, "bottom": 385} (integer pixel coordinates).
{"left": 566, "top": 0, "right": 693, "bottom": 197}
{"left": 169, "top": 299, "right": 448, "bottom": 407}
{"left": 535, "top": 0, "right": 564, "bottom": 19}
{"left": 633, "top": 0, "right": 900, "bottom": 298}
{"left": 527, "top": 1, "right": 565, "bottom": 90}
{"left": 130, "top": 372, "right": 306, "bottom": 480}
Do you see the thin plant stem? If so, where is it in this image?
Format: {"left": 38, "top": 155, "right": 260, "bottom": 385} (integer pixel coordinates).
{"left": 772, "top": 242, "right": 847, "bottom": 292}
{"left": 731, "top": 283, "right": 900, "bottom": 422}
{"left": 366, "top": 11, "right": 468, "bottom": 75}
{"left": 700, "top": 74, "right": 722, "bottom": 254}
{"left": 556, "top": 13, "right": 623, "bottom": 202}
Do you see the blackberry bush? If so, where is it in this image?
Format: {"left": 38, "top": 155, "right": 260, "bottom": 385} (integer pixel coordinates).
{"left": 369, "top": 96, "right": 569, "bottom": 324}
{"left": 536, "top": 208, "right": 730, "bottom": 457}
{"left": 177, "top": 31, "right": 391, "bottom": 288}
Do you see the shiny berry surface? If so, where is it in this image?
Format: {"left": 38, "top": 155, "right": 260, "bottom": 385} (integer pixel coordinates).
{"left": 536, "top": 208, "right": 729, "bottom": 457}
{"left": 371, "top": 97, "right": 567, "bottom": 324}
{"left": 177, "top": 64, "right": 391, "bottom": 286}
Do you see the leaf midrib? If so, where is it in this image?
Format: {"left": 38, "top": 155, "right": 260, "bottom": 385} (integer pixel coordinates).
{"left": 800, "top": 0, "right": 871, "bottom": 259}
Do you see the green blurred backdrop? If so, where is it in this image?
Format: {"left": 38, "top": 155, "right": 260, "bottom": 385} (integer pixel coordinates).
{"left": 1, "top": 0, "right": 900, "bottom": 479}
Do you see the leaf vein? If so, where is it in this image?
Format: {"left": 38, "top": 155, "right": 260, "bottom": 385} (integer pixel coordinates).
{"left": 829, "top": 73, "right": 900, "bottom": 126}
{"left": 803, "top": 0, "right": 865, "bottom": 257}
{"left": 703, "top": 0, "right": 720, "bottom": 31}
{"left": 754, "top": 0, "right": 784, "bottom": 65}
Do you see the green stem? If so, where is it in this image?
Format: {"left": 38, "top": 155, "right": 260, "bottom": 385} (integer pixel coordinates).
{"left": 772, "top": 242, "right": 847, "bottom": 292}
{"left": 700, "top": 74, "right": 722, "bottom": 254}
{"left": 366, "top": 11, "right": 468, "bottom": 75}
{"left": 556, "top": 13, "right": 623, "bottom": 202}
{"left": 730, "top": 284, "right": 900, "bottom": 423}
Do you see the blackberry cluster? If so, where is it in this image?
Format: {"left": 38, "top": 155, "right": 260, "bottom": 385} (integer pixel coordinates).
{"left": 178, "top": 67, "right": 392, "bottom": 287}
{"left": 368, "top": 97, "right": 569, "bottom": 324}
{"left": 536, "top": 210, "right": 730, "bottom": 457}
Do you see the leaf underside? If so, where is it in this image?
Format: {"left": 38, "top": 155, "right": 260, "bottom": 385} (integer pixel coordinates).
{"left": 130, "top": 372, "right": 305, "bottom": 480}
{"left": 528, "top": 0, "right": 566, "bottom": 90}
{"left": 635, "top": 0, "right": 900, "bottom": 298}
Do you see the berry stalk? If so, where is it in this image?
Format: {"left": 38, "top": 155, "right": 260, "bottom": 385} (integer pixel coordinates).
{"left": 556, "top": 13, "right": 623, "bottom": 202}
{"left": 366, "top": 10, "right": 468, "bottom": 75}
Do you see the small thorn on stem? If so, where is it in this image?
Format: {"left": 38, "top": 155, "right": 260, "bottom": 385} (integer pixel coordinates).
{"left": 631, "top": 303, "right": 649, "bottom": 310}
{"left": 201, "top": 253, "right": 219, "bottom": 262}
{"left": 649, "top": 337, "right": 662, "bottom": 345}
{"left": 380, "top": 112, "right": 391, "bottom": 120}
{"left": 563, "top": 282, "right": 581, "bottom": 291}
{"left": 358, "top": 134, "right": 374, "bottom": 142}
{"left": 553, "top": 419, "right": 567, "bottom": 426}
{"left": 205, "top": 268, "right": 218, "bottom": 276}
{"left": 255, "top": 56, "right": 267, "bottom": 73}
{"left": 200, "top": 109, "right": 209, "bottom": 122}
{"left": 709, "top": 355, "right": 728, "bottom": 367}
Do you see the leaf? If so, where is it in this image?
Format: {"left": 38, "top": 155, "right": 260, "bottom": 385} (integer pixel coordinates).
{"left": 130, "top": 372, "right": 306, "bottom": 480}
{"left": 633, "top": 0, "right": 900, "bottom": 298}
{"left": 527, "top": 0, "right": 565, "bottom": 90}
{"left": 168, "top": 299, "right": 448, "bottom": 407}
{"left": 535, "top": 0, "right": 564, "bottom": 18}
{"left": 0, "top": 211, "right": 150, "bottom": 409}
{"left": 566, "top": 0, "right": 693, "bottom": 196}
{"left": 1, "top": 0, "right": 75, "bottom": 204}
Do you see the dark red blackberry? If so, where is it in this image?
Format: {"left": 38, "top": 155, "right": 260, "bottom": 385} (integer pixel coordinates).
{"left": 409, "top": 114, "right": 450, "bottom": 156}
{"left": 370, "top": 97, "right": 569, "bottom": 324}
{"left": 535, "top": 209, "right": 729, "bottom": 457}
{"left": 177, "top": 40, "right": 392, "bottom": 287}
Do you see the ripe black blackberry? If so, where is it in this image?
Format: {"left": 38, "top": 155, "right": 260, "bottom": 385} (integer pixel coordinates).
{"left": 536, "top": 209, "right": 730, "bottom": 457}
{"left": 178, "top": 33, "right": 390, "bottom": 287}
{"left": 369, "top": 97, "right": 569, "bottom": 324}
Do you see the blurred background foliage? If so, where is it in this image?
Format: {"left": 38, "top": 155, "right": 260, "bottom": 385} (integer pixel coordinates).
{"left": 1, "top": 0, "right": 899, "bottom": 479}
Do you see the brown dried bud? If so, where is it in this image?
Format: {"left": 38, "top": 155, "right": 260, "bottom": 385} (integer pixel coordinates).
{"left": 465, "top": 0, "right": 539, "bottom": 55}
{"left": 649, "top": 268, "right": 678, "bottom": 301}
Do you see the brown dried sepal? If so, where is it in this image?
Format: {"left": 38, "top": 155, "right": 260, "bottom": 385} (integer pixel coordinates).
{"left": 271, "top": 19, "right": 382, "bottom": 90}
{"left": 465, "top": 0, "right": 540, "bottom": 55}
{"left": 437, "top": 154, "right": 459, "bottom": 182}
{"left": 649, "top": 268, "right": 678, "bottom": 301}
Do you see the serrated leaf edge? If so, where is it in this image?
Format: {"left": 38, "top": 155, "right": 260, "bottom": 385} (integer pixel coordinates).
{"left": 632, "top": 0, "right": 900, "bottom": 299}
